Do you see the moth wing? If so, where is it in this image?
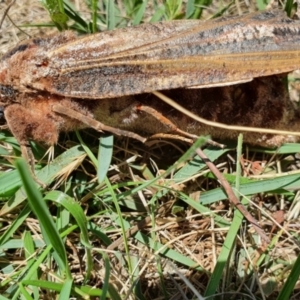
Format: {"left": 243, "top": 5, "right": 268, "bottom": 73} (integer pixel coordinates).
{"left": 43, "top": 9, "right": 300, "bottom": 98}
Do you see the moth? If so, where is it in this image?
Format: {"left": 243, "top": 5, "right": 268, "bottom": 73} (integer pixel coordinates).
{"left": 1, "top": 9, "right": 300, "bottom": 165}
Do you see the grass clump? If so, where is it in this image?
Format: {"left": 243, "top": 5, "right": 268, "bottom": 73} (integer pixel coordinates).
{"left": 0, "top": 0, "right": 300, "bottom": 299}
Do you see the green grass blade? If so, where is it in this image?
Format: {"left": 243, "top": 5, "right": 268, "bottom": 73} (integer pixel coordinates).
{"left": 75, "top": 131, "right": 98, "bottom": 165}
{"left": 285, "top": 0, "right": 296, "bottom": 17}
{"left": 173, "top": 146, "right": 229, "bottom": 182}
{"left": 105, "top": 177, "right": 133, "bottom": 276}
{"left": 204, "top": 134, "right": 244, "bottom": 297}
{"left": 59, "top": 279, "right": 73, "bottom": 300}
{"left": 15, "top": 159, "right": 71, "bottom": 279}
{"left": 150, "top": 6, "right": 165, "bottom": 22}
{"left": 44, "top": 190, "right": 93, "bottom": 279}
{"left": 0, "top": 170, "right": 21, "bottom": 197}
{"left": 22, "top": 279, "right": 105, "bottom": 297}
{"left": 23, "top": 231, "right": 39, "bottom": 298}
{"left": 205, "top": 198, "right": 248, "bottom": 297}
{"left": 64, "top": 3, "right": 89, "bottom": 32}
{"left": 0, "top": 205, "right": 31, "bottom": 246}
{"left": 18, "top": 283, "right": 33, "bottom": 300}
{"left": 251, "top": 143, "right": 300, "bottom": 154}
{"left": 107, "top": 0, "right": 116, "bottom": 30}
{"left": 17, "top": 226, "right": 91, "bottom": 299}
{"left": 91, "top": 0, "right": 98, "bottom": 32}
{"left": 276, "top": 255, "right": 300, "bottom": 300}
{"left": 97, "top": 135, "right": 114, "bottom": 184}
{"left": 186, "top": 0, "right": 196, "bottom": 18}
{"left": 0, "top": 145, "right": 86, "bottom": 215}
{"left": 132, "top": 1, "right": 147, "bottom": 25}
{"left": 41, "top": 0, "right": 69, "bottom": 29}
{"left": 200, "top": 173, "right": 300, "bottom": 205}
{"left": 100, "top": 253, "right": 110, "bottom": 300}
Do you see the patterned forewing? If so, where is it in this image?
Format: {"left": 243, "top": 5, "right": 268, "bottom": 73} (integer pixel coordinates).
{"left": 46, "top": 10, "right": 300, "bottom": 99}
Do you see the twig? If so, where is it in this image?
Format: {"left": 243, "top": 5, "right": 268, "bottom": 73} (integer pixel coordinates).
{"left": 0, "top": 0, "right": 16, "bottom": 29}
{"left": 195, "top": 147, "right": 270, "bottom": 243}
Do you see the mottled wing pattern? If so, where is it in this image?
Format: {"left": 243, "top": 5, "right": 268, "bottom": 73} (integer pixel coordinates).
{"left": 44, "top": 10, "right": 300, "bottom": 99}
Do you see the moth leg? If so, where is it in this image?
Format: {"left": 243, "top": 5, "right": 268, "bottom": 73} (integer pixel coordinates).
{"left": 20, "top": 143, "right": 35, "bottom": 171}
{"left": 52, "top": 104, "right": 147, "bottom": 143}
{"left": 135, "top": 104, "right": 198, "bottom": 140}
{"left": 4, "top": 104, "right": 36, "bottom": 169}
{"left": 147, "top": 133, "right": 194, "bottom": 144}
{"left": 19, "top": 143, "right": 47, "bottom": 187}
{"left": 136, "top": 104, "right": 225, "bottom": 148}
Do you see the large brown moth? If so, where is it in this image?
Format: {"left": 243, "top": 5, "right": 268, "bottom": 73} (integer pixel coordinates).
{"left": 1, "top": 9, "right": 300, "bottom": 165}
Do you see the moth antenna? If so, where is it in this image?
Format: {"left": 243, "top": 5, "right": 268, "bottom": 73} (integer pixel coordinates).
{"left": 152, "top": 91, "right": 300, "bottom": 137}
